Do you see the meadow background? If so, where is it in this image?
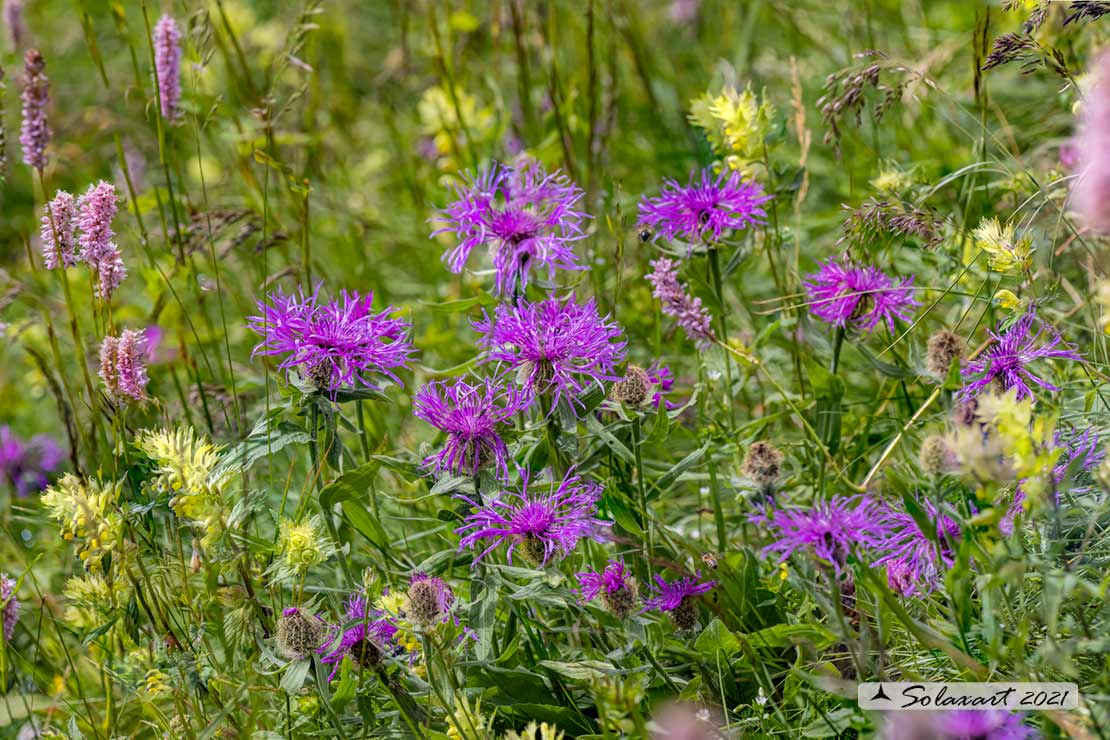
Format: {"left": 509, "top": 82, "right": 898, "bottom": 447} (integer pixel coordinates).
{"left": 0, "top": 0, "right": 1108, "bottom": 737}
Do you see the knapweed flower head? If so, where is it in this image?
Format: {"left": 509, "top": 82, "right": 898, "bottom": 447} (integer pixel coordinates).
{"left": 0, "top": 426, "right": 62, "bottom": 497}
{"left": 1, "top": 573, "right": 19, "bottom": 641}
{"left": 40, "top": 474, "right": 124, "bottom": 570}
{"left": 270, "top": 516, "right": 337, "bottom": 583}
{"left": 874, "top": 497, "right": 960, "bottom": 597}
{"left": 637, "top": 168, "right": 770, "bottom": 245}
{"left": 99, "top": 329, "right": 150, "bottom": 403}
{"left": 959, "top": 307, "right": 1081, "bottom": 401}
{"left": 405, "top": 572, "right": 455, "bottom": 627}
{"left": 474, "top": 295, "right": 626, "bottom": 414}
{"left": 40, "top": 190, "right": 79, "bottom": 269}
{"left": 608, "top": 365, "right": 651, "bottom": 406}
{"left": 432, "top": 158, "right": 588, "bottom": 294}
{"left": 248, "top": 284, "right": 414, "bottom": 396}
{"left": 646, "top": 257, "right": 716, "bottom": 348}
{"left": 926, "top": 329, "right": 965, "bottom": 379}
{"left": 576, "top": 559, "right": 638, "bottom": 618}
{"left": 455, "top": 468, "right": 611, "bottom": 568}
{"left": 19, "top": 48, "right": 49, "bottom": 170}
{"left": 754, "top": 495, "right": 891, "bottom": 574}
{"left": 1074, "top": 51, "right": 1110, "bottom": 234}
{"left": 643, "top": 571, "right": 715, "bottom": 631}
{"left": 688, "top": 85, "right": 775, "bottom": 175}
{"left": 742, "top": 440, "right": 785, "bottom": 490}
{"left": 412, "top": 375, "right": 530, "bottom": 479}
{"left": 804, "top": 258, "right": 918, "bottom": 334}
{"left": 646, "top": 361, "right": 676, "bottom": 410}
{"left": 153, "top": 15, "right": 182, "bottom": 122}
{"left": 77, "top": 181, "right": 126, "bottom": 299}
{"left": 318, "top": 592, "right": 399, "bottom": 680}
{"left": 972, "top": 217, "right": 1033, "bottom": 274}
{"left": 276, "top": 607, "right": 326, "bottom": 660}
{"left": 935, "top": 710, "right": 1036, "bottom": 739}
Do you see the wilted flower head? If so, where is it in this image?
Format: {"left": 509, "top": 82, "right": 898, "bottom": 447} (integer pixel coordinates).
{"left": 99, "top": 329, "right": 150, "bottom": 403}
{"left": 742, "top": 440, "right": 785, "bottom": 489}
{"left": 926, "top": 329, "right": 964, "bottom": 379}
{"left": 1074, "top": 51, "right": 1110, "bottom": 234}
{"left": 919, "top": 434, "right": 957, "bottom": 477}
{"left": 432, "top": 158, "right": 588, "bottom": 294}
{"left": 19, "top": 48, "right": 49, "bottom": 170}
{"left": 40, "top": 474, "right": 124, "bottom": 569}
{"left": 248, "top": 285, "right": 414, "bottom": 396}
{"left": 318, "top": 592, "right": 399, "bottom": 680}
{"left": 153, "top": 15, "right": 182, "bottom": 122}
{"left": 271, "top": 516, "right": 337, "bottom": 583}
{"left": 1, "top": 573, "right": 19, "bottom": 641}
{"left": 972, "top": 218, "right": 1033, "bottom": 274}
{"left": 0, "top": 426, "right": 62, "bottom": 497}
{"left": 804, "top": 259, "right": 918, "bottom": 334}
{"left": 638, "top": 168, "right": 770, "bottom": 245}
{"left": 576, "top": 559, "right": 638, "bottom": 618}
{"left": 959, "top": 307, "right": 1081, "bottom": 401}
{"left": 754, "top": 495, "right": 891, "bottom": 574}
{"left": 275, "top": 607, "right": 326, "bottom": 660}
{"left": 609, "top": 365, "right": 651, "bottom": 406}
{"left": 412, "top": 375, "right": 530, "bottom": 479}
{"left": 455, "top": 468, "right": 611, "bottom": 567}
{"left": 646, "top": 258, "right": 716, "bottom": 348}
{"left": 874, "top": 497, "right": 960, "bottom": 597}
{"left": 405, "top": 572, "right": 455, "bottom": 627}
{"left": 642, "top": 571, "right": 715, "bottom": 631}
{"left": 40, "top": 190, "right": 79, "bottom": 269}
{"left": 77, "top": 181, "right": 126, "bottom": 299}
{"left": 474, "top": 295, "right": 626, "bottom": 414}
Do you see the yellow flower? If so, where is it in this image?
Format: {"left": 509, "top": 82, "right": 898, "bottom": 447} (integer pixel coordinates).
{"left": 689, "top": 85, "right": 775, "bottom": 176}
{"left": 504, "top": 721, "right": 566, "bottom": 740}
{"left": 418, "top": 86, "right": 495, "bottom": 173}
{"left": 41, "top": 475, "right": 124, "bottom": 570}
{"left": 993, "top": 289, "right": 1022, "bottom": 311}
{"left": 972, "top": 218, "right": 1033, "bottom": 274}
{"left": 1097, "top": 280, "right": 1110, "bottom": 335}
{"left": 137, "top": 427, "right": 228, "bottom": 545}
{"left": 269, "top": 517, "right": 336, "bottom": 583}
{"left": 871, "top": 166, "right": 913, "bottom": 194}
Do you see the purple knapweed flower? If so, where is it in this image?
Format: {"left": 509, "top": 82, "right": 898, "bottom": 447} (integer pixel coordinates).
{"left": 0, "top": 426, "right": 62, "bottom": 497}
{"left": 0, "top": 573, "right": 17, "bottom": 641}
{"left": 248, "top": 285, "right": 414, "bottom": 396}
{"left": 1002, "top": 426, "right": 1104, "bottom": 534}
{"left": 638, "top": 168, "right": 770, "bottom": 246}
{"left": 40, "top": 190, "right": 79, "bottom": 269}
{"left": 474, "top": 295, "right": 626, "bottom": 414}
{"left": 432, "top": 158, "right": 588, "bottom": 294}
{"left": 99, "top": 329, "right": 150, "bottom": 403}
{"left": 1074, "top": 52, "right": 1110, "bottom": 234}
{"left": 454, "top": 468, "right": 611, "bottom": 568}
{"left": 874, "top": 497, "right": 960, "bottom": 597}
{"left": 642, "top": 571, "right": 715, "bottom": 631}
{"left": 646, "top": 361, "right": 676, "bottom": 410}
{"left": 19, "top": 48, "right": 50, "bottom": 170}
{"left": 804, "top": 258, "right": 918, "bottom": 334}
{"left": 936, "top": 710, "right": 1036, "bottom": 739}
{"left": 153, "top": 14, "right": 182, "bottom": 122}
{"left": 412, "top": 375, "right": 530, "bottom": 479}
{"left": 959, "top": 308, "right": 1081, "bottom": 401}
{"left": 646, "top": 258, "right": 716, "bottom": 348}
{"left": 318, "top": 592, "right": 399, "bottom": 680}
{"left": 405, "top": 572, "right": 455, "bottom": 627}
{"left": 576, "top": 559, "right": 639, "bottom": 617}
{"left": 754, "top": 495, "right": 891, "bottom": 574}
{"left": 77, "top": 181, "right": 126, "bottom": 299}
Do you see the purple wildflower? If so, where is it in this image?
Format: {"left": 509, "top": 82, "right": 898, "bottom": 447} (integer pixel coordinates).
{"left": 77, "top": 181, "right": 126, "bottom": 299}
{"left": 40, "top": 190, "right": 79, "bottom": 269}
{"left": 576, "top": 559, "right": 639, "bottom": 618}
{"left": 0, "top": 426, "right": 62, "bottom": 497}
{"left": 959, "top": 308, "right": 1081, "bottom": 401}
{"left": 248, "top": 285, "right": 414, "bottom": 395}
{"left": 318, "top": 593, "right": 398, "bottom": 680}
{"left": 19, "top": 48, "right": 50, "bottom": 170}
{"left": 432, "top": 158, "right": 588, "bottom": 294}
{"left": 454, "top": 468, "right": 611, "bottom": 567}
{"left": 1075, "top": 52, "right": 1110, "bottom": 234}
{"left": 4, "top": 0, "right": 26, "bottom": 50}
{"left": 646, "top": 258, "right": 716, "bottom": 348}
{"left": 1002, "top": 426, "right": 1105, "bottom": 534}
{"left": 642, "top": 571, "right": 715, "bottom": 630}
{"left": 754, "top": 495, "right": 891, "bottom": 574}
{"left": 0, "top": 573, "right": 17, "bottom": 641}
{"left": 153, "top": 15, "right": 183, "bottom": 122}
{"left": 646, "top": 361, "right": 676, "bottom": 410}
{"left": 637, "top": 168, "right": 770, "bottom": 245}
{"left": 936, "top": 710, "right": 1036, "bottom": 739}
{"left": 668, "top": 0, "right": 701, "bottom": 24}
{"left": 474, "top": 295, "right": 626, "bottom": 414}
{"left": 412, "top": 375, "right": 530, "bottom": 479}
{"left": 405, "top": 572, "right": 455, "bottom": 627}
{"left": 803, "top": 258, "right": 918, "bottom": 334}
{"left": 874, "top": 497, "right": 960, "bottom": 597}
{"left": 99, "top": 329, "right": 150, "bottom": 403}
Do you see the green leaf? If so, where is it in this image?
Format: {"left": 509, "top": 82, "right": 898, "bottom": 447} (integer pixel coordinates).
{"left": 319, "top": 462, "right": 379, "bottom": 510}
{"left": 584, "top": 415, "right": 634, "bottom": 464}
{"left": 855, "top": 344, "right": 918, "bottom": 379}
{"left": 650, "top": 442, "right": 710, "bottom": 498}
{"left": 694, "top": 618, "right": 743, "bottom": 657}
{"left": 280, "top": 658, "right": 312, "bottom": 695}
{"left": 538, "top": 660, "right": 615, "bottom": 681}
{"left": 215, "top": 410, "right": 310, "bottom": 478}
{"left": 745, "top": 622, "right": 837, "bottom": 650}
